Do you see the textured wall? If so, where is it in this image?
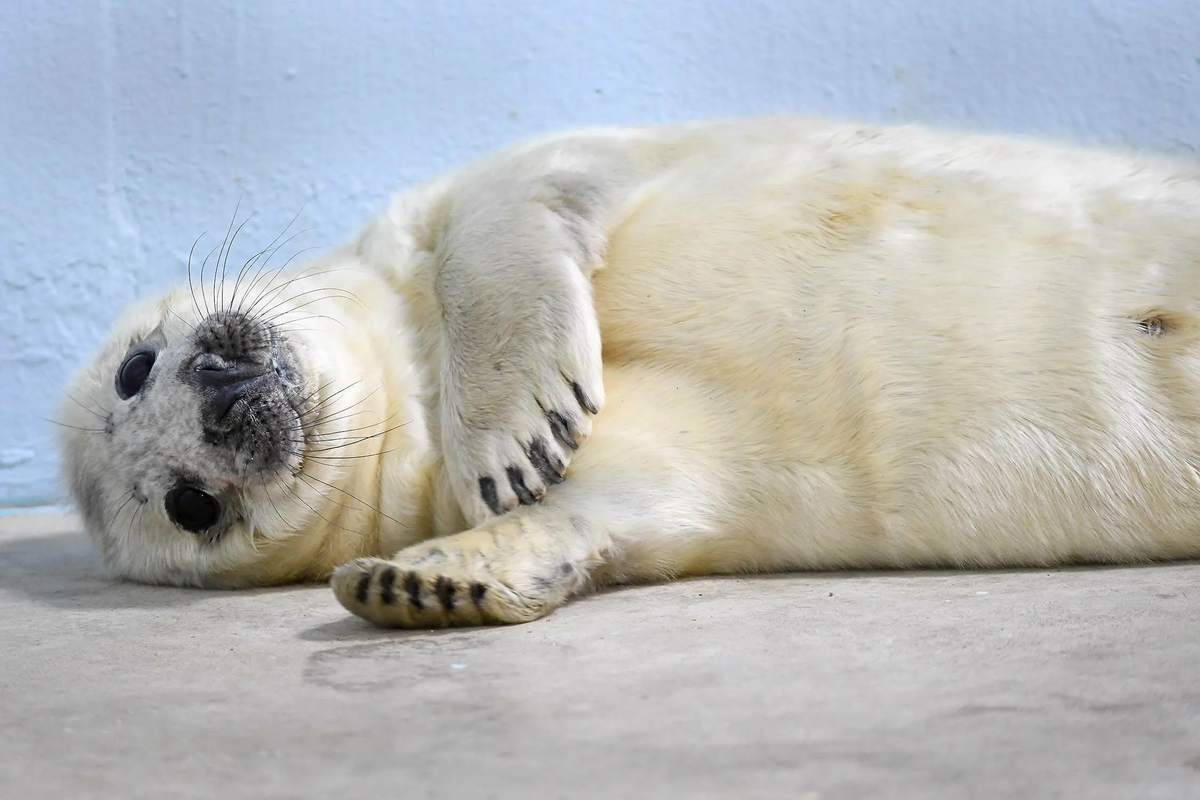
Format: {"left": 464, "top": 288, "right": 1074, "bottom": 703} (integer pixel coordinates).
{"left": 1, "top": 0, "right": 1198, "bottom": 506}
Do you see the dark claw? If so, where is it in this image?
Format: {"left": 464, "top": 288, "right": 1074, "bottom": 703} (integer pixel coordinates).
{"left": 435, "top": 576, "right": 457, "bottom": 610}
{"left": 479, "top": 475, "right": 502, "bottom": 515}
{"left": 506, "top": 466, "right": 540, "bottom": 505}
{"left": 378, "top": 566, "right": 397, "bottom": 605}
{"left": 571, "top": 381, "right": 599, "bottom": 415}
{"left": 354, "top": 571, "right": 372, "bottom": 604}
{"left": 404, "top": 571, "right": 424, "bottom": 609}
{"left": 547, "top": 410, "right": 579, "bottom": 450}
{"left": 470, "top": 582, "right": 487, "bottom": 606}
{"left": 528, "top": 438, "right": 565, "bottom": 485}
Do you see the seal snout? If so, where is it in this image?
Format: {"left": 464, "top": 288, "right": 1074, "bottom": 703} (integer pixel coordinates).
{"left": 185, "top": 312, "right": 306, "bottom": 475}
{"left": 197, "top": 360, "right": 273, "bottom": 424}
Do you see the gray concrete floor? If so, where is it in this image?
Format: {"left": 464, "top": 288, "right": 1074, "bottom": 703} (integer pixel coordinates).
{"left": 0, "top": 512, "right": 1198, "bottom": 800}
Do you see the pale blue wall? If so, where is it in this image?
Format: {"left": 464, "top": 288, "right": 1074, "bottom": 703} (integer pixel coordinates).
{"left": 1, "top": 0, "right": 1198, "bottom": 507}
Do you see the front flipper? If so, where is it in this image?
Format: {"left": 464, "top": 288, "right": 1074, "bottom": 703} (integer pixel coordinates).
{"left": 437, "top": 170, "right": 611, "bottom": 525}
{"left": 331, "top": 509, "right": 605, "bottom": 627}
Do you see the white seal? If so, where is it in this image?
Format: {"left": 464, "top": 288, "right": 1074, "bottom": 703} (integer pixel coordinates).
{"left": 58, "top": 117, "right": 1200, "bottom": 626}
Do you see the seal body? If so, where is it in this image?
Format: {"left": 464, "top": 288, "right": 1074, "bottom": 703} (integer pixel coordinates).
{"left": 59, "top": 117, "right": 1200, "bottom": 626}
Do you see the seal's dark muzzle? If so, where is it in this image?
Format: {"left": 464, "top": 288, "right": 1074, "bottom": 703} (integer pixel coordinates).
{"left": 197, "top": 361, "right": 273, "bottom": 424}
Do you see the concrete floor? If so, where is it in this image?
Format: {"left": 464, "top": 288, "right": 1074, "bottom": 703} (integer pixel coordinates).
{"left": 1, "top": 512, "right": 1198, "bottom": 800}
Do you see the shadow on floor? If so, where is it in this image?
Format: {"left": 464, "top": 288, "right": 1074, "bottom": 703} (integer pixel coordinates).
{"left": 0, "top": 530, "right": 292, "bottom": 611}
{"left": 299, "top": 615, "right": 405, "bottom": 642}
{"left": 296, "top": 613, "right": 530, "bottom": 643}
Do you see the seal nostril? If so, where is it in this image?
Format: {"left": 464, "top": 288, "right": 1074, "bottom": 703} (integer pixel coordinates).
{"left": 197, "top": 362, "right": 271, "bottom": 423}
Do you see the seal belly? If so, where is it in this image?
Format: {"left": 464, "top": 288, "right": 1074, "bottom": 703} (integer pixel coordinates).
{"left": 591, "top": 138, "right": 1200, "bottom": 570}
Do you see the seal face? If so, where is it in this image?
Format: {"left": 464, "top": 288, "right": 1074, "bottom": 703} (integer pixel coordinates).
{"left": 58, "top": 282, "right": 340, "bottom": 585}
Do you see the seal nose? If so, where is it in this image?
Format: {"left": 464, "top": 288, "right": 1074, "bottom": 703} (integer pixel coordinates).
{"left": 197, "top": 361, "right": 270, "bottom": 422}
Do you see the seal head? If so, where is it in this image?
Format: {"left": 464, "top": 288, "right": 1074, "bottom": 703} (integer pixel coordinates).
{"left": 57, "top": 260, "right": 425, "bottom": 587}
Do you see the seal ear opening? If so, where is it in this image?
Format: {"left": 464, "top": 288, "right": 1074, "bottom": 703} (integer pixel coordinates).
{"left": 1132, "top": 309, "right": 1194, "bottom": 339}
{"left": 1137, "top": 315, "right": 1168, "bottom": 337}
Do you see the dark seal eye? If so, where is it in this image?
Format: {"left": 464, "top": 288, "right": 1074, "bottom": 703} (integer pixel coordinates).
{"left": 116, "top": 351, "right": 155, "bottom": 399}
{"left": 165, "top": 485, "right": 221, "bottom": 533}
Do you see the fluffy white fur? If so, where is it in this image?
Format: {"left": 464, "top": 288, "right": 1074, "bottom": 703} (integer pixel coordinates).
{"left": 59, "top": 117, "right": 1200, "bottom": 626}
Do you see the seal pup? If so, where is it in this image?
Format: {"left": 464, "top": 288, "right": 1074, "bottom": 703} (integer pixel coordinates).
{"left": 59, "top": 117, "right": 1200, "bottom": 627}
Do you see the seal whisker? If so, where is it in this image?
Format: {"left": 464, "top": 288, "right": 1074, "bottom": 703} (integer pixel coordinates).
{"left": 212, "top": 199, "right": 245, "bottom": 316}
{"left": 254, "top": 286, "right": 367, "bottom": 324}
{"left": 232, "top": 209, "right": 312, "bottom": 318}
{"left": 238, "top": 246, "right": 323, "bottom": 320}
{"left": 234, "top": 231, "right": 315, "bottom": 319}
{"left": 290, "top": 448, "right": 402, "bottom": 464}
{"left": 262, "top": 282, "right": 368, "bottom": 311}
{"left": 261, "top": 303, "right": 358, "bottom": 329}
{"left": 302, "top": 401, "right": 380, "bottom": 432}
{"left": 217, "top": 211, "right": 254, "bottom": 315}
{"left": 261, "top": 282, "right": 367, "bottom": 307}
{"left": 165, "top": 305, "right": 197, "bottom": 333}
{"left": 261, "top": 482, "right": 295, "bottom": 535}
{"left": 297, "top": 470, "right": 410, "bottom": 530}
{"left": 185, "top": 232, "right": 209, "bottom": 323}
{"left": 230, "top": 241, "right": 290, "bottom": 319}
{"left": 271, "top": 312, "right": 351, "bottom": 326}
{"left": 245, "top": 264, "right": 369, "bottom": 323}
{"left": 196, "top": 241, "right": 223, "bottom": 319}
{"left": 124, "top": 498, "right": 147, "bottom": 543}
{"left": 255, "top": 291, "right": 362, "bottom": 326}
{"left": 306, "top": 386, "right": 389, "bottom": 428}
{"left": 106, "top": 488, "right": 137, "bottom": 532}
{"left": 304, "top": 410, "right": 401, "bottom": 439}
{"left": 306, "top": 380, "right": 369, "bottom": 418}
{"left": 305, "top": 422, "right": 411, "bottom": 453}
{"left": 64, "top": 392, "right": 110, "bottom": 422}
{"left": 305, "top": 408, "right": 375, "bottom": 428}
{"left": 227, "top": 254, "right": 261, "bottom": 320}
{"left": 292, "top": 378, "right": 339, "bottom": 413}
{"left": 45, "top": 419, "right": 107, "bottom": 434}
{"left": 279, "top": 480, "right": 368, "bottom": 539}
{"left": 274, "top": 436, "right": 402, "bottom": 464}
{"left": 269, "top": 313, "right": 349, "bottom": 333}
{"left": 267, "top": 326, "right": 330, "bottom": 334}
{"left": 218, "top": 212, "right": 257, "bottom": 314}
{"left": 264, "top": 302, "right": 356, "bottom": 324}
